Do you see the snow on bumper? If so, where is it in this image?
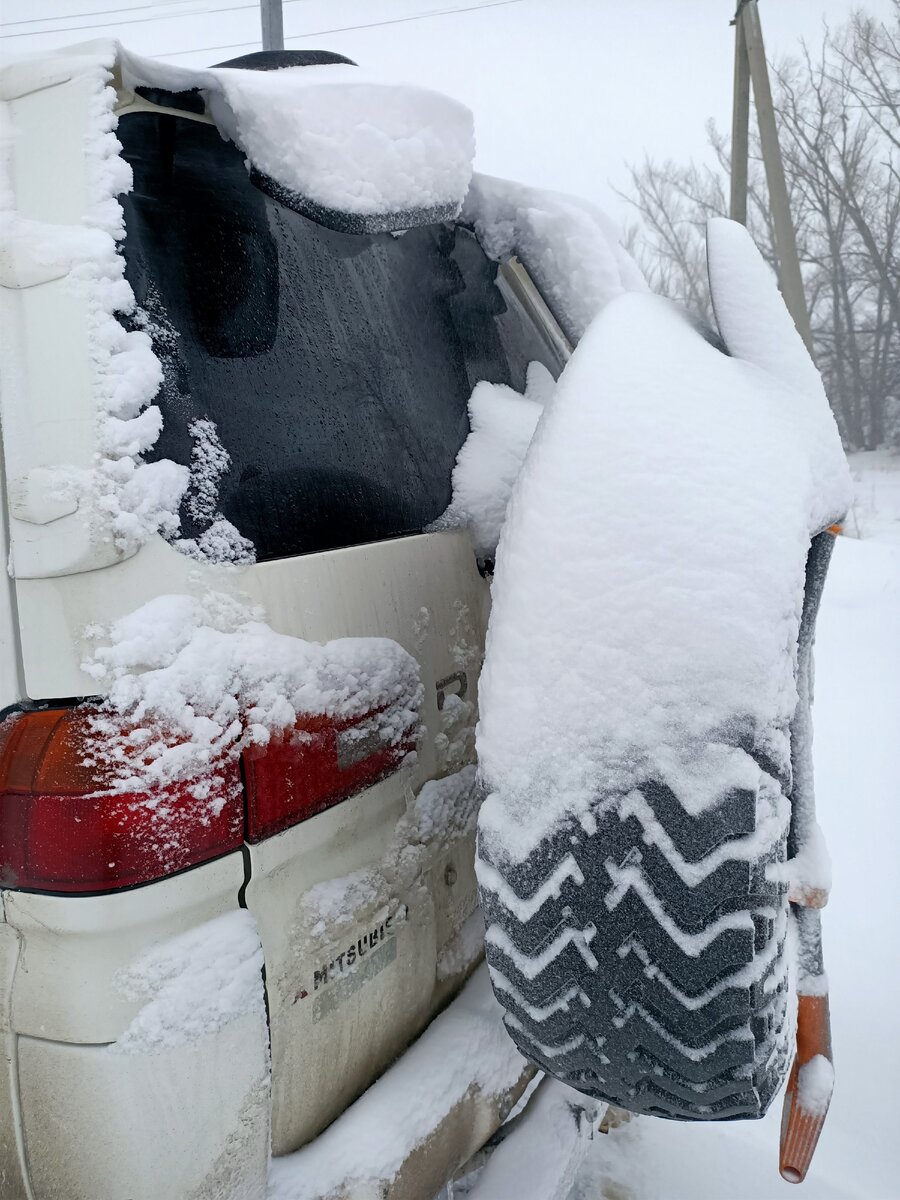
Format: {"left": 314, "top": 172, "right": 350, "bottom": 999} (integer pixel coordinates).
{"left": 267, "top": 963, "right": 533, "bottom": 1200}
{"left": 466, "top": 1077, "right": 603, "bottom": 1200}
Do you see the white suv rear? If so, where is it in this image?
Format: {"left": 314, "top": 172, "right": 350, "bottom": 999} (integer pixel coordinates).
{"left": 0, "top": 44, "right": 566, "bottom": 1199}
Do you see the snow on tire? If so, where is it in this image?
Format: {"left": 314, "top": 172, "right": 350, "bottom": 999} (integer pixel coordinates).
{"left": 472, "top": 220, "right": 851, "bottom": 1124}
{"left": 477, "top": 748, "right": 791, "bottom": 1119}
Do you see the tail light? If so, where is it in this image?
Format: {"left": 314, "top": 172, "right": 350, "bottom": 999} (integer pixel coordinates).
{"left": 0, "top": 709, "right": 243, "bottom": 894}
{"left": 0, "top": 701, "right": 415, "bottom": 894}
{"left": 243, "top": 708, "right": 415, "bottom": 842}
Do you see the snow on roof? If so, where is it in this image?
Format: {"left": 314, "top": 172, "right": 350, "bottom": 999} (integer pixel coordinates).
{"left": 118, "top": 44, "right": 475, "bottom": 230}
{"left": 477, "top": 220, "right": 851, "bottom": 863}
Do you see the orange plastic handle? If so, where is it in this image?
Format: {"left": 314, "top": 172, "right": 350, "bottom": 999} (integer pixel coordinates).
{"left": 779, "top": 993, "right": 833, "bottom": 1183}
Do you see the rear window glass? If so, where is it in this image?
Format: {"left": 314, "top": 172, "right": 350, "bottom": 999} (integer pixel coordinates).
{"left": 118, "top": 111, "right": 562, "bottom": 562}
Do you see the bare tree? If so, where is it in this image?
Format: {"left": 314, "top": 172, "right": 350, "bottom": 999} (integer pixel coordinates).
{"left": 621, "top": 3, "right": 899, "bottom": 450}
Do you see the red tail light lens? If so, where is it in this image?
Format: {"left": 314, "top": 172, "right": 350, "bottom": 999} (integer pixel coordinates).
{"left": 0, "top": 699, "right": 415, "bottom": 892}
{"left": 0, "top": 709, "right": 243, "bottom": 894}
{"left": 243, "top": 709, "right": 414, "bottom": 842}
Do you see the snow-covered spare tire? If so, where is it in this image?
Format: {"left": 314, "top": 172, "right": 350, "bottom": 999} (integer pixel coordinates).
{"left": 475, "top": 219, "right": 851, "bottom": 1120}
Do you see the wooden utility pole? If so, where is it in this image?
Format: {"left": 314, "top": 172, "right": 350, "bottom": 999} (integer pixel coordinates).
{"left": 260, "top": 0, "right": 284, "bottom": 51}
{"left": 730, "top": 7, "right": 750, "bottom": 226}
{"left": 730, "top": 7, "right": 835, "bottom": 1182}
{"left": 729, "top": 0, "right": 813, "bottom": 353}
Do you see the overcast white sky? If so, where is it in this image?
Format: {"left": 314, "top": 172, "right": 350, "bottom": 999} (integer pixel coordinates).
{"left": 1, "top": 0, "right": 895, "bottom": 220}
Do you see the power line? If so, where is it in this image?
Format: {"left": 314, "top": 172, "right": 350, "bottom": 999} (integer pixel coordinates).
{"left": 157, "top": 0, "right": 528, "bottom": 60}
{"left": 1, "top": 1, "right": 207, "bottom": 29}
{"left": 0, "top": 0, "right": 316, "bottom": 40}
{"left": 3, "top": 2, "right": 254, "bottom": 40}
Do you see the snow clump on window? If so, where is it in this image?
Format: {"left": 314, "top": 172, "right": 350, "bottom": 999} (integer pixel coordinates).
{"left": 429, "top": 361, "right": 554, "bottom": 561}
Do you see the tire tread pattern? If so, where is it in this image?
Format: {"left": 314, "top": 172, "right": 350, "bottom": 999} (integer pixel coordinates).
{"left": 477, "top": 740, "right": 791, "bottom": 1121}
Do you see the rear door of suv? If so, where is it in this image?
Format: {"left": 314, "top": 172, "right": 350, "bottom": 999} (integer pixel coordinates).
{"left": 1, "top": 78, "right": 567, "bottom": 1172}
{"left": 112, "top": 106, "right": 567, "bottom": 1152}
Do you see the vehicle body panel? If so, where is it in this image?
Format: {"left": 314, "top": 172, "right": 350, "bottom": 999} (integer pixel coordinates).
{"left": 0, "top": 449, "right": 24, "bottom": 711}
{"left": 2, "top": 852, "right": 246, "bottom": 1043}
{"left": 0, "top": 42, "right": 566, "bottom": 1199}
{"left": 17, "top": 1020, "right": 269, "bottom": 1200}
{"left": 0, "top": 62, "right": 122, "bottom": 582}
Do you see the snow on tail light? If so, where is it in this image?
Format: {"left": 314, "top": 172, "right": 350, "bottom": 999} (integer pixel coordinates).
{"left": 0, "top": 708, "right": 243, "bottom": 894}
{"left": 242, "top": 708, "right": 416, "bottom": 842}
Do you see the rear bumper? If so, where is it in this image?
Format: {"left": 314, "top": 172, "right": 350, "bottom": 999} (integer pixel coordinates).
{"left": 271, "top": 964, "right": 533, "bottom": 1200}
{"left": 0, "top": 953, "right": 530, "bottom": 1200}
{"left": 0, "top": 855, "right": 270, "bottom": 1200}
{"left": 5, "top": 1016, "right": 270, "bottom": 1200}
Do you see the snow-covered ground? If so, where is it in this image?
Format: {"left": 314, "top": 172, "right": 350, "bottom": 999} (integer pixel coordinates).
{"left": 845, "top": 451, "right": 900, "bottom": 546}
{"left": 572, "top": 456, "right": 900, "bottom": 1199}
